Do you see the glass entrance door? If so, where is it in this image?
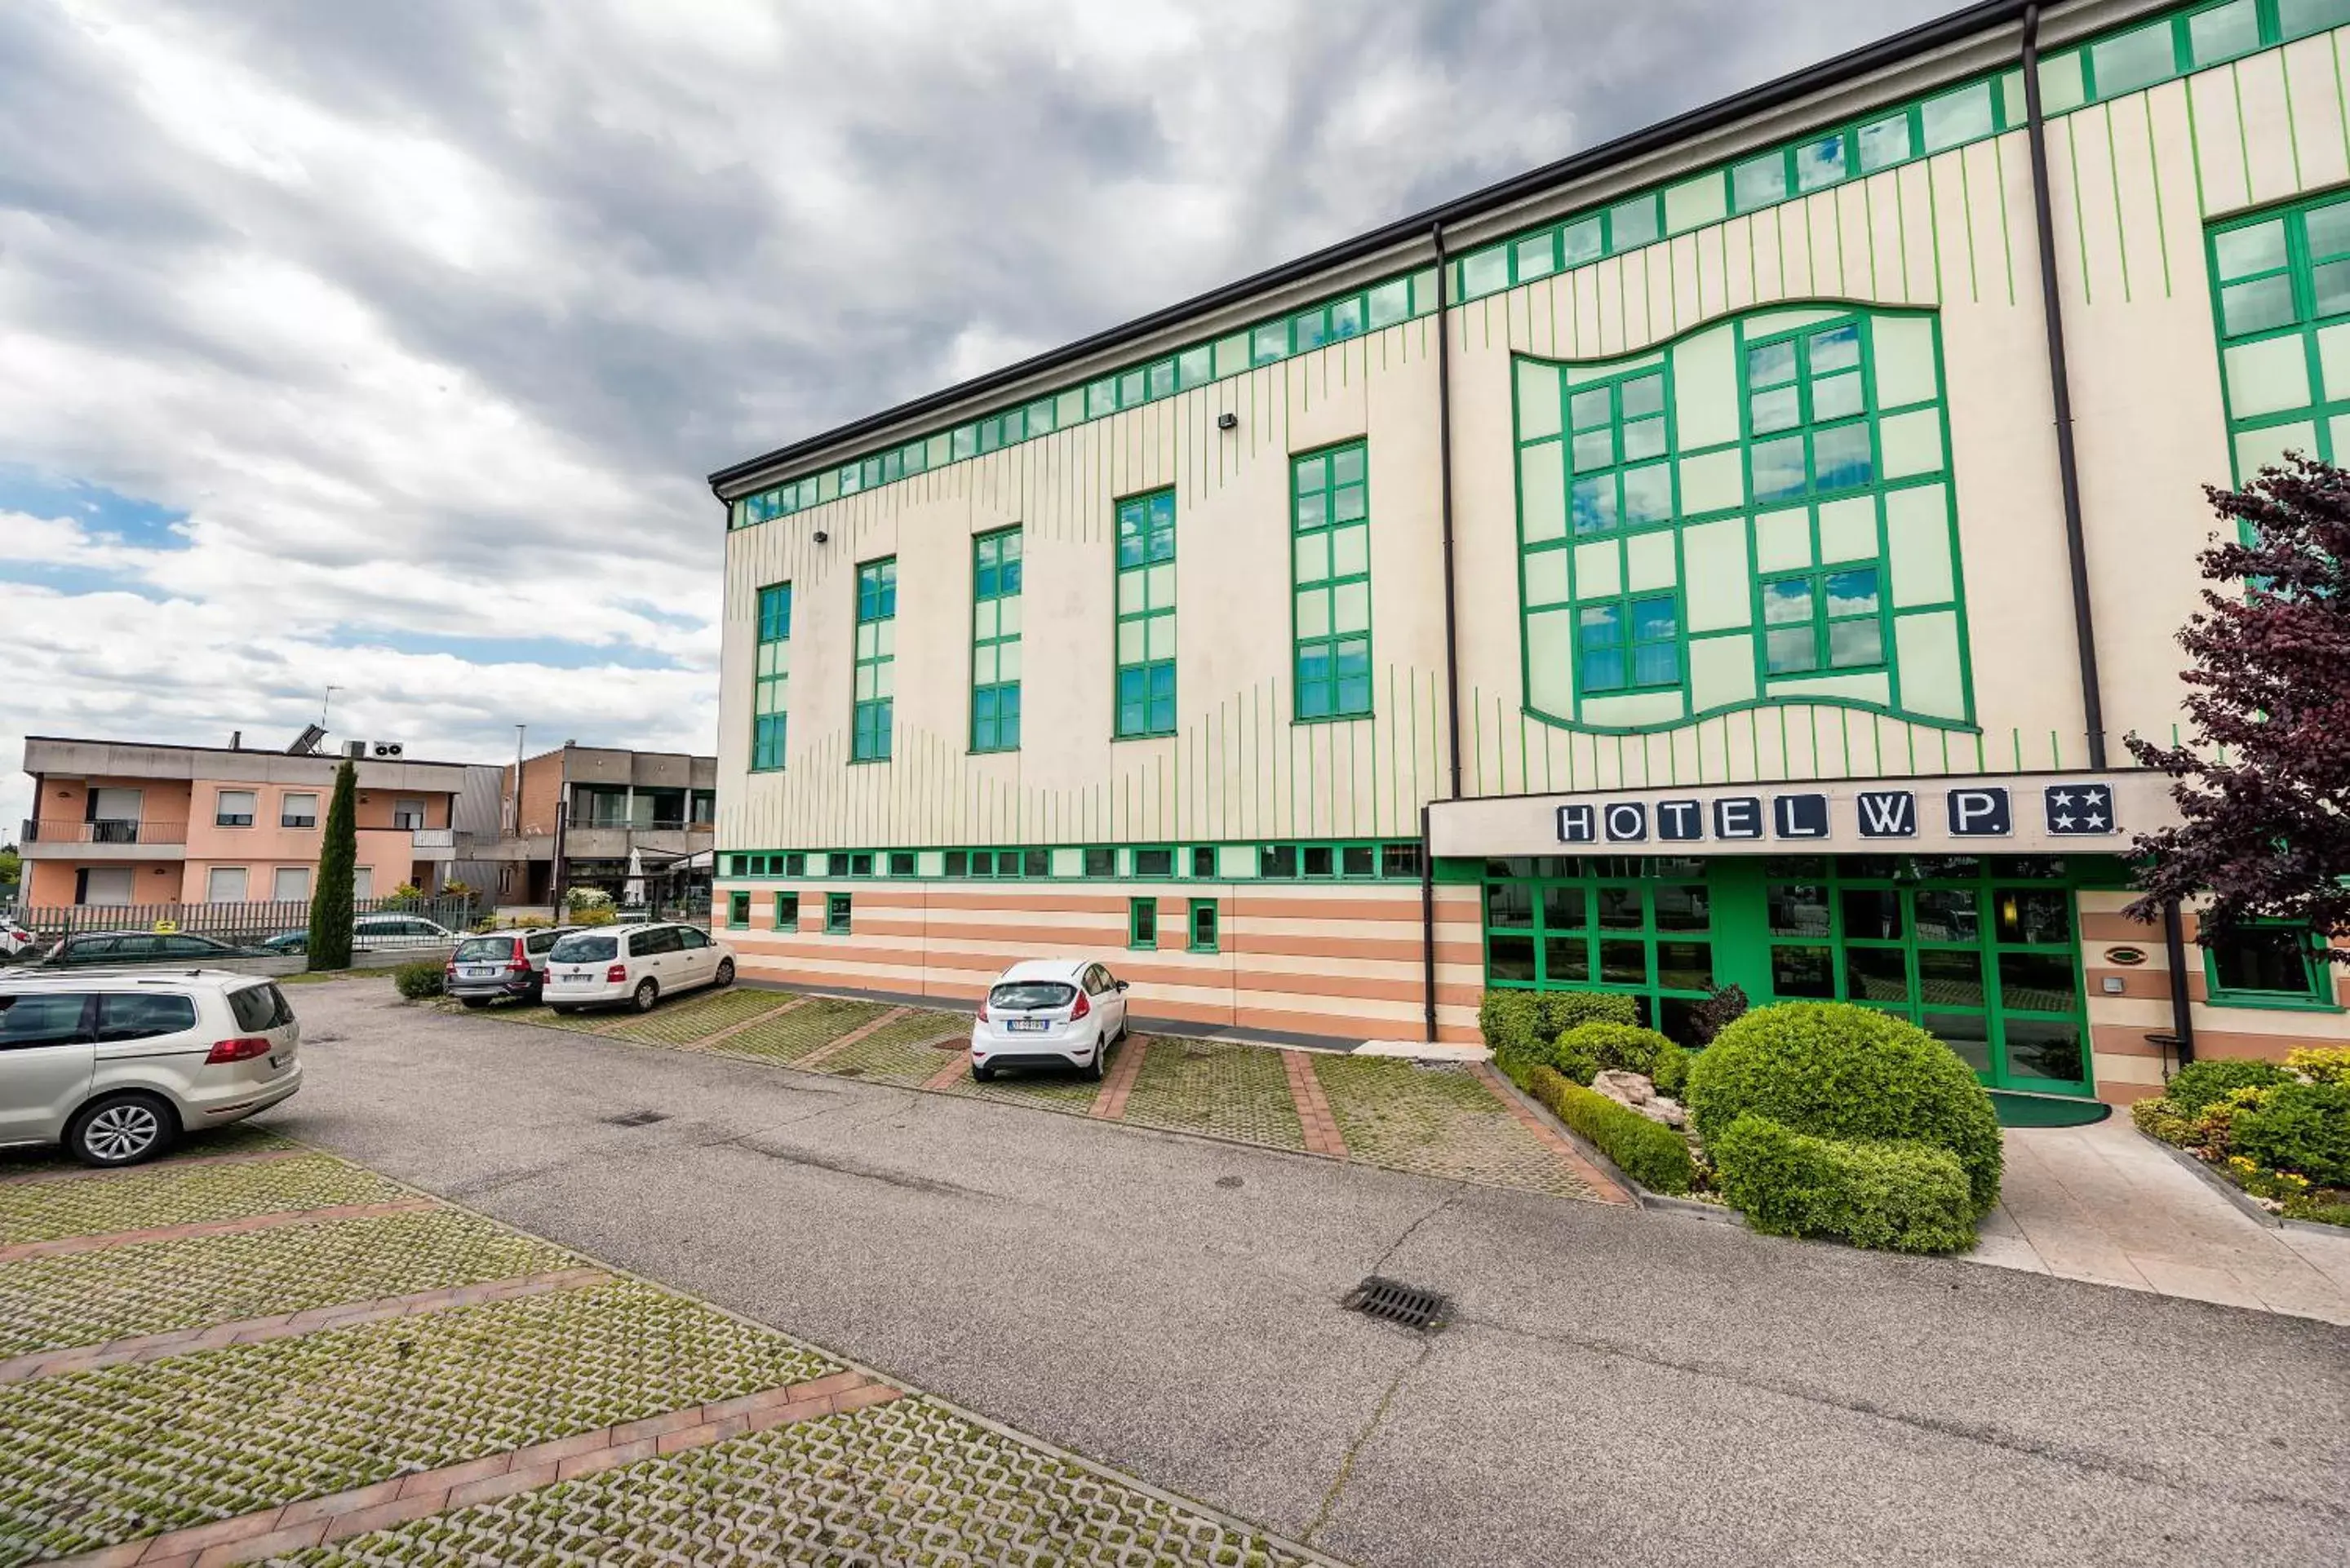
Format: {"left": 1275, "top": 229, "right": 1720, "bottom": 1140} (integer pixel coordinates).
{"left": 1759, "top": 857, "right": 2091, "bottom": 1096}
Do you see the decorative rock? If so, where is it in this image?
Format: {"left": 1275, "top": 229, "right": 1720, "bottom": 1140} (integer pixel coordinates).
{"left": 1592, "top": 1070, "right": 1653, "bottom": 1107}
{"left": 1643, "top": 1095, "right": 1688, "bottom": 1130}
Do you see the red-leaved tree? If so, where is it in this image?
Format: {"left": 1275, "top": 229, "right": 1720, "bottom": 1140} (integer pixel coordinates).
{"left": 2126, "top": 455, "right": 2350, "bottom": 958}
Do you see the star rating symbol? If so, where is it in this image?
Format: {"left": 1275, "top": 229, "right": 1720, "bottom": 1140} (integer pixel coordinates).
{"left": 2055, "top": 814, "right": 2076, "bottom": 829}
{"left": 2051, "top": 791, "right": 2075, "bottom": 807}
{"left": 2086, "top": 813, "right": 2107, "bottom": 829}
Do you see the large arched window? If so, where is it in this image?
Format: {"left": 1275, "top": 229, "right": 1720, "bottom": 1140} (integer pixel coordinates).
{"left": 1514, "top": 306, "right": 1972, "bottom": 734}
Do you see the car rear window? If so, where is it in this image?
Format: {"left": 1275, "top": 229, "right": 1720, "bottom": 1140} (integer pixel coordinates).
{"left": 226, "top": 982, "right": 293, "bottom": 1032}
{"left": 551, "top": 933, "right": 617, "bottom": 963}
{"left": 989, "top": 981, "right": 1075, "bottom": 1011}
{"left": 453, "top": 936, "right": 516, "bottom": 963}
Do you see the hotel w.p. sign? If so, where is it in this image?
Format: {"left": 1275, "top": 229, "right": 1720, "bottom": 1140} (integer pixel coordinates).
{"left": 1555, "top": 782, "right": 2118, "bottom": 847}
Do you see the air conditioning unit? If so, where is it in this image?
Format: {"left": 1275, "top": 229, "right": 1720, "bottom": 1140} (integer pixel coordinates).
{"left": 343, "top": 740, "right": 366, "bottom": 759}
{"left": 371, "top": 741, "right": 406, "bottom": 759}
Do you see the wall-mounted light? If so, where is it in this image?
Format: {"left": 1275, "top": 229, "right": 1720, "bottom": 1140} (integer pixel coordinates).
{"left": 812, "top": 529, "right": 830, "bottom": 544}
{"left": 2100, "top": 976, "right": 2125, "bottom": 994}
{"left": 1217, "top": 412, "right": 1238, "bottom": 431}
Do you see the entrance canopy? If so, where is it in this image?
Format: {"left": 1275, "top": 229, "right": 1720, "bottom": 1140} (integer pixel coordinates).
{"left": 1428, "top": 769, "right": 2179, "bottom": 860}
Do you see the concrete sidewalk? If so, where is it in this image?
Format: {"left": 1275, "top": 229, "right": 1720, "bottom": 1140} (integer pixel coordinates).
{"left": 1967, "top": 1117, "right": 2350, "bottom": 1324}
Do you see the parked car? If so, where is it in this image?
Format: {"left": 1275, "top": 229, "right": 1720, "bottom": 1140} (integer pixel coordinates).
{"left": 970, "top": 959, "right": 1130, "bottom": 1082}
{"left": 0, "top": 968, "right": 302, "bottom": 1166}
{"left": 35, "top": 931, "right": 268, "bottom": 968}
{"left": 542, "top": 923, "right": 734, "bottom": 1013}
{"left": 444, "top": 927, "right": 576, "bottom": 1008}
{"left": 262, "top": 915, "right": 459, "bottom": 955}
{"left": 0, "top": 917, "right": 40, "bottom": 959}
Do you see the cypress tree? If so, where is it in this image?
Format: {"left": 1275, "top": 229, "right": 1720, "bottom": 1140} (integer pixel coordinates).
{"left": 308, "top": 760, "right": 358, "bottom": 971}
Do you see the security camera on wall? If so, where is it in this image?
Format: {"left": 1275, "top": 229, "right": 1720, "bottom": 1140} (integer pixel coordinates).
{"left": 812, "top": 528, "right": 829, "bottom": 544}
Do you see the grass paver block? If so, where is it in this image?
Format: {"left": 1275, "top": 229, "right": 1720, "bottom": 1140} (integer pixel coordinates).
{"left": 0, "top": 1209, "right": 578, "bottom": 1360}
{"left": 283, "top": 1397, "right": 1316, "bottom": 1568}
{"left": 1122, "top": 1039, "right": 1306, "bottom": 1150}
{"left": 601, "top": 987, "right": 796, "bottom": 1048}
{"left": 0, "top": 1280, "right": 837, "bottom": 1564}
{"left": 704, "top": 998, "right": 889, "bottom": 1068}
{"left": 0, "top": 1124, "right": 295, "bottom": 1185}
{"left": 0, "top": 1154, "right": 413, "bottom": 1247}
{"left": 494, "top": 1002, "right": 619, "bottom": 1033}
{"left": 1311, "top": 1055, "right": 1596, "bottom": 1198}
{"left": 941, "top": 1048, "right": 1110, "bottom": 1112}
{"left": 809, "top": 1011, "right": 969, "bottom": 1086}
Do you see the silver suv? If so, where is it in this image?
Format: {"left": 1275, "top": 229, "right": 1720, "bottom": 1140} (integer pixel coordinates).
{"left": 0, "top": 969, "right": 303, "bottom": 1166}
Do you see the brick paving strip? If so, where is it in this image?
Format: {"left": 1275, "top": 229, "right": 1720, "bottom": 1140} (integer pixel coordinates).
{"left": 0, "top": 1197, "right": 439, "bottom": 1265}
{"left": 1089, "top": 1034, "right": 1149, "bottom": 1119}
{"left": 1468, "top": 1062, "right": 1634, "bottom": 1203}
{"left": 0, "top": 1146, "right": 306, "bottom": 1189}
{"left": 796, "top": 1004, "right": 911, "bottom": 1069}
{"left": 1284, "top": 1049, "right": 1350, "bottom": 1158}
{"left": 43, "top": 1369, "right": 901, "bottom": 1568}
{"left": 921, "top": 1041, "right": 977, "bottom": 1090}
{"left": 0, "top": 1266, "right": 611, "bottom": 1384}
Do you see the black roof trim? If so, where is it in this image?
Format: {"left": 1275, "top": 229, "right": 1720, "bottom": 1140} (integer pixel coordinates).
{"left": 708, "top": 0, "right": 2029, "bottom": 496}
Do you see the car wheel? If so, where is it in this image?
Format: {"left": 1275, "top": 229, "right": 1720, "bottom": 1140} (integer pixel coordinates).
{"left": 68, "top": 1092, "right": 177, "bottom": 1168}
{"left": 972, "top": 1061, "right": 994, "bottom": 1083}
{"left": 715, "top": 957, "right": 735, "bottom": 988}
{"left": 632, "top": 978, "right": 659, "bottom": 1013}
{"left": 460, "top": 996, "right": 490, "bottom": 1010}
{"left": 549, "top": 1004, "right": 576, "bottom": 1016}
{"left": 1086, "top": 1037, "right": 1107, "bottom": 1082}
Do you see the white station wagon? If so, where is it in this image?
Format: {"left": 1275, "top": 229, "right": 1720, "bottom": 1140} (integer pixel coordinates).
{"left": 543, "top": 923, "right": 736, "bottom": 1014}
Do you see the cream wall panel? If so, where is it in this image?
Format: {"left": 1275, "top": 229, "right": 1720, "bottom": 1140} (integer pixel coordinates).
{"left": 2188, "top": 64, "right": 2252, "bottom": 215}
{"left": 2236, "top": 50, "right": 2303, "bottom": 210}
{"left": 2283, "top": 35, "right": 2350, "bottom": 197}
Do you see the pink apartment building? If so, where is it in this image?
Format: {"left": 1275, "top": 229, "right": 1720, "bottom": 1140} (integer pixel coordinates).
{"left": 18, "top": 736, "right": 476, "bottom": 909}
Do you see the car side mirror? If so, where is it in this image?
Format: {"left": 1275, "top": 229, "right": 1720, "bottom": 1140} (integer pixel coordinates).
{"left": 1115, "top": 980, "right": 1129, "bottom": 992}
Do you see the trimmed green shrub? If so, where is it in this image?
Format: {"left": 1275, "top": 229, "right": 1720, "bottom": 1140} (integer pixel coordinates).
{"left": 1651, "top": 1043, "right": 1692, "bottom": 1097}
{"left": 1686, "top": 1002, "right": 2003, "bottom": 1216}
{"left": 1539, "top": 990, "right": 1638, "bottom": 1035}
{"left": 2131, "top": 1096, "right": 2197, "bottom": 1147}
{"left": 1527, "top": 1067, "right": 1696, "bottom": 1194}
{"left": 392, "top": 959, "right": 446, "bottom": 1000}
{"left": 1711, "top": 1114, "right": 1978, "bottom": 1253}
{"left": 1479, "top": 991, "right": 1549, "bottom": 1082}
{"left": 1559, "top": 1021, "right": 1674, "bottom": 1079}
{"left": 2231, "top": 1081, "right": 2350, "bottom": 1185}
{"left": 2287, "top": 1046, "right": 2350, "bottom": 1087}
{"left": 2165, "top": 1058, "right": 2294, "bottom": 1116}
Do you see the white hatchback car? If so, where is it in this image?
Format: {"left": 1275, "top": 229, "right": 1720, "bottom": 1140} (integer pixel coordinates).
{"left": 970, "top": 959, "right": 1131, "bottom": 1082}
{"left": 0, "top": 968, "right": 302, "bottom": 1166}
{"left": 543, "top": 923, "right": 736, "bottom": 1014}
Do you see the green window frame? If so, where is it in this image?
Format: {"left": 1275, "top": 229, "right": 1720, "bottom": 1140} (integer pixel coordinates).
{"left": 1759, "top": 565, "right": 1886, "bottom": 676}
{"left": 752, "top": 582, "right": 790, "bottom": 772}
{"left": 2208, "top": 192, "right": 2350, "bottom": 485}
{"left": 1745, "top": 319, "right": 1875, "bottom": 504}
{"left": 1758, "top": 857, "right": 2091, "bottom": 1093}
{"left": 972, "top": 528, "right": 1022, "bottom": 752}
{"left": 1565, "top": 364, "right": 1675, "bottom": 537}
{"left": 1128, "top": 897, "right": 1159, "bottom": 950}
{"left": 852, "top": 558, "right": 896, "bottom": 761}
{"left": 1188, "top": 898, "right": 1219, "bottom": 953}
{"left": 774, "top": 892, "right": 800, "bottom": 932}
{"left": 726, "top": 891, "right": 750, "bottom": 929}
{"left": 1479, "top": 857, "right": 1715, "bottom": 1039}
{"left": 826, "top": 893, "right": 853, "bottom": 935}
{"left": 1291, "top": 441, "right": 1372, "bottom": 720}
{"left": 2203, "top": 921, "right": 2337, "bottom": 1010}
{"left": 1115, "top": 490, "right": 1177, "bottom": 737}
{"left": 1576, "top": 591, "right": 1682, "bottom": 693}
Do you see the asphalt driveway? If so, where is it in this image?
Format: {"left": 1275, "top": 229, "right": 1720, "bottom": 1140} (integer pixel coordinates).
{"left": 271, "top": 981, "right": 2350, "bottom": 1568}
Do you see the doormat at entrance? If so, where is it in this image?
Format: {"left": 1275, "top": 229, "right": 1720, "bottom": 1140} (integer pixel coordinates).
{"left": 1990, "top": 1091, "right": 2112, "bottom": 1129}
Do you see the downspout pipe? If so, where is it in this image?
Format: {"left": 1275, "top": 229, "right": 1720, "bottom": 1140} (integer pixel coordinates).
{"left": 2020, "top": 4, "right": 2109, "bottom": 770}
{"left": 1426, "top": 223, "right": 1465, "bottom": 1043}
{"left": 2162, "top": 899, "right": 2198, "bottom": 1068}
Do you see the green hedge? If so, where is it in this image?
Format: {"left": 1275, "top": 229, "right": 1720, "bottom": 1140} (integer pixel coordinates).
{"left": 392, "top": 959, "right": 446, "bottom": 1000}
{"left": 1710, "top": 1114, "right": 1978, "bottom": 1253}
{"left": 2163, "top": 1058, "right": 2293, "bottom": 1116}
{"left": 1687, "top": 1002, "right": 2002, "bottom": 1216}
{"left": 1527, "top": 1067, "right": 1696, "bottom": 1195}
{"left": 2232, "top": 1081, "right": 2350, "bottom": 1185}
{"left": 1479, "top": 990, "right": 1642, "bottom": 1087}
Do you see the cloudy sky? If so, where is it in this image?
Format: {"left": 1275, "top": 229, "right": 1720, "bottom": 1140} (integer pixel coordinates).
{"left": 1, "top": 0, "right": 1953, "bottom": 839}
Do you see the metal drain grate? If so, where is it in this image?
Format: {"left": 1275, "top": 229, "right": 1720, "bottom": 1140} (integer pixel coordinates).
{"left": 1343, "top": 1276, "right": 1451, "bottom": 1332}
{"left": 602, "top": 1110, "right": 667, "bottom": 1127}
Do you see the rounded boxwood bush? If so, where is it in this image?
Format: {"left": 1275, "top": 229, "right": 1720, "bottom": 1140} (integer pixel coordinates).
{"left": 1711, "top": 1114, "right": 1978, "bottom": 1253}
{"left": 1686, "top": 1002, "right": 2003, "bottom": 1216}
{"left": 1556, "top": 1020, "right": 1674, "bottom": 1084}
{"left": 392, "top": 959, "right": 446, "bottom": 1000}
{"left": 2232, "top": 1081, "right": 2350, "bottom": 1185}
{"left": 1539, "top": 990, "right": 1638, "bottom": 1035}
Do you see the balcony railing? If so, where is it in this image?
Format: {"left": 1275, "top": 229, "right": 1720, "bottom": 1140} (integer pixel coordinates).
{"left": 22, "top": 818, "right": 189, "bottom": 846}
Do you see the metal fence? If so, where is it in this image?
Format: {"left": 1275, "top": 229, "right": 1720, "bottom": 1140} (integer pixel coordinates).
{"left": 4, "top": 895, "right": 480, "bottom": 946}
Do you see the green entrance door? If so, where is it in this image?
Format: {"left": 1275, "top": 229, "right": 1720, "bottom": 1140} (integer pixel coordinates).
{"left": 1745, "top": 857, "right": 2092, "bottom": 1096}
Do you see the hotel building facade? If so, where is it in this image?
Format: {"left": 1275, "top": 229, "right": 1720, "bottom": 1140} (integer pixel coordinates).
{"left": 709, "top": 0, "right": 2350, "bottom": 1105}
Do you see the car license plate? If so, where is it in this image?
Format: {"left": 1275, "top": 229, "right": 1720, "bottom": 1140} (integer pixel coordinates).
{"left": 1009, "top": 1017, "right": 1049, "bottom": 1032}
{"left": 556, "top": 972, "right": 592, "bottom": 985}
{"left": 460, "top": 966, "right": 499, "bottom": 980}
